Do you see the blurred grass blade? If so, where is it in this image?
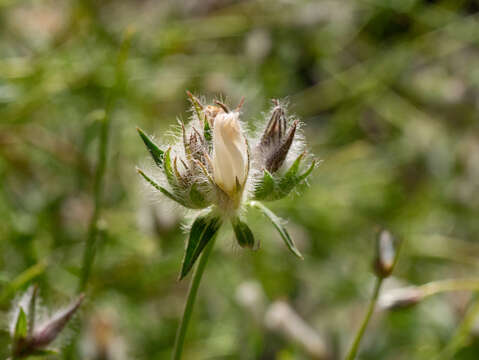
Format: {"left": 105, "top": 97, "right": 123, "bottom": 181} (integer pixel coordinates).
{"left": 137, "top": 127, "right": 164, "bottom": 167}
{"left": 0, "top": 262, "right": 46, "bottom": 306}
{"left": 28, "top": 285, "right": 38, "bottom": 337}
{"left": 14, "top": 307, "right": 28, "bottom": 340}
{"left": 180, "top": 212, "right": 222, "bottom": 280}
{"left": 249, "top": 201, "right": 303, "bottom": 259}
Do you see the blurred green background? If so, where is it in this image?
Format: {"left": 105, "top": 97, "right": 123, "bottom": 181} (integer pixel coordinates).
{"left": 2, "top": 0, "right": 479, "bottom": 359}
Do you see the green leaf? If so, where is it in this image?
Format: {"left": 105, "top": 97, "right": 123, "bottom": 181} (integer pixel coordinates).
{"left": 249, "top": 201, "right": 303, "bottom": 259}
{"left": 28, "top": 285, "right": 38, "bottom": 337}
{"left": 137, "top": 127, "right": 164, "bottom": 167}
{"left": 180, "top": 212, "right": 222, "bottom": 279}
{"left": 14, "top": 307, "right": 28, "bottom": 341}
{"left": 232, "top": 217, "right": 255, "bottom": 249}
{"left": 254, "top": 170, "right": 275, "bottom": 200}
{"left": 137, "top": 168, "right": 188, "bottom": 207}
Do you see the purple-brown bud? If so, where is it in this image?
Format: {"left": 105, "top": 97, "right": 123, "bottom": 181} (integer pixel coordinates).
{"left": 258, "top": 101, "right": 298, "bottom": 173}
{"left": 30, "top": 294, "right": 84, "bottom": 348}
{"left": 11, "top": 290, "right": 85, "bottom": 358}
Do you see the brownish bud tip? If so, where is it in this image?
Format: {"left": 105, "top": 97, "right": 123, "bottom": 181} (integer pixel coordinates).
{"left": 214, "top": 100, "right": 230, "bottom": 113}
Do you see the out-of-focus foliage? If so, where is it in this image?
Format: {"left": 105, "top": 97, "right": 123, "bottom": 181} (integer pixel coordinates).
{"left": 2, "top": 0, "right": 479, "bottom": 359}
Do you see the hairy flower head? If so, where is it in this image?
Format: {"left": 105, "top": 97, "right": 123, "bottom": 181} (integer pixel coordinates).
{"left": 137, "top": 93, "right": 317, "bottom": 278}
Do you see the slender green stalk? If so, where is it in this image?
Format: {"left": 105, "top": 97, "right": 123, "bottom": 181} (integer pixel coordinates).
{"left": 437, "top": 294, "right": 479, "bottom": 359}
{"left": 77, "top": 28, "right": 134, "bottom": 293}
{"left": 345, "top": 276, "right": 384, "bottom": 360}
{"left": 419, "top": 279, "right": 479, "bottom": 298}
{"left": 78, "top": 111, "right": 110, "bottom": 293}
{"left": 172, "top": 237, "right": 216, "bottom": 360}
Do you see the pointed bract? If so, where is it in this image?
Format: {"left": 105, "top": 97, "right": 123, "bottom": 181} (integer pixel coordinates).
{"left": 137, "top": 128, "right": 164, "bottom": 167}
{"left": 180, "top": 212, "right": 222, "bottom": 280}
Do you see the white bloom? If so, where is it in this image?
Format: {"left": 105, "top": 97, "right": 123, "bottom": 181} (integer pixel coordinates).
{"left": 212, "top": 111, "right": 248, "bottom": 195}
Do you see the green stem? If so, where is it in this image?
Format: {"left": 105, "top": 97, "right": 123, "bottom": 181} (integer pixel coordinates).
{"left": 437, "top": 294, "right": 479, "bottom": 359}
{"left": 419, "top": 279, "right": 479, "bottom": 298}
{"left": 77, "top": 111, "right": 110, "bottom": 293}
{"left": 345, "top": 276, "right": 384, "bottom": 360}
{"left": 172, "top": 237, "right": 216, "bottom": 360}
{"left": 77, "top": 28, "right": 133, "bottom": 293}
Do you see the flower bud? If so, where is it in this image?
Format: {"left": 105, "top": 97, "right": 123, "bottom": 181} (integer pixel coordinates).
{"left": 258, "top": 101, "right": 298, "bottom": 173}
{"left": 10, "top": 288, "right": 84, "bottom": 358}
{"left": 373, "top": 229, "right": 396, "bottom": 278}
{"left": 30, "top": 294, "right": 84, "bottom": 348}
{"left": 212, "top": 112, "right": 248, "bottom": 196}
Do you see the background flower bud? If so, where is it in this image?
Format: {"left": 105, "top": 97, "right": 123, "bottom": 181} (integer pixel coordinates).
{"left": 374, "top": 229, "right": 396, "bottom": 278}
{"left": 212, "top": 112, "right": 248, "bottom": 195}
{"left": 30, "top": 294, "right": 84, "bottom": 348}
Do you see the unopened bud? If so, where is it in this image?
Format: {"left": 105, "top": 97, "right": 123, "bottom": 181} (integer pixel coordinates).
{"left": 11, "top": 289, "right": 85, "bottom": 358}
{"left": 258, "top": 101, "right": 298, "bottom": 173}
{"left": 212, "top": 112, "right": 248, "bottom": 196}
{"left": 30, "top": 294, "right": 85, "bottom": 348}
{"left": 373, "top": 229, "right": 396, "bottom": 278}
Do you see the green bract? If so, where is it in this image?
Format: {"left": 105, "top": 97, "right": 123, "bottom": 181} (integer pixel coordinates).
{"left": 254, "top": 152, "right": 316, "bottom": 201}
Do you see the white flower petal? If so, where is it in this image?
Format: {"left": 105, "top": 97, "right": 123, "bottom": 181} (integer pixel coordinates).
{"left": 212, "top": 112, "right": 248, "bottom": 195}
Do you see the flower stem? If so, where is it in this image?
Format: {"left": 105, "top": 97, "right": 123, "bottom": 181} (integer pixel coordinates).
{"left": 345, "top": 276, "right": 384, "bottom": 360}
{"left": 419, "top": 279, "right": 479, "bottom": 298}
{"left": 437, "top": 294, "right": 479, "bottom": 359}
{"left": 172, "top": 237, "right": 216, "bottom": 360}
{"left": 77, "top": 27, "right": 133, "bottom": 293}
{"left": 78, "top": 113, "right": 110, "bottom": 293}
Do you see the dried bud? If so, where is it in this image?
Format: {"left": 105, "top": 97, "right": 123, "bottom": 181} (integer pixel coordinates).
{"left": 373, "top": 229, "right": 396, "bottom": 278}
{"left": 259, "top": 101, "right": 298, "bottom": 173}
{"left": 212, "top": 112, "right": 249, "bottom": 196}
